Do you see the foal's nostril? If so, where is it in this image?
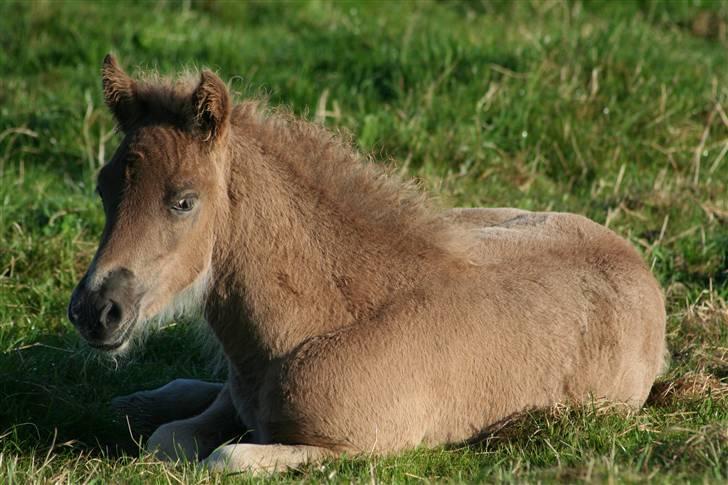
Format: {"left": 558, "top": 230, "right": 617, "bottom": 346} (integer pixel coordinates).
{"left": 99, "top": 299, "right": 123, "bottom": 329}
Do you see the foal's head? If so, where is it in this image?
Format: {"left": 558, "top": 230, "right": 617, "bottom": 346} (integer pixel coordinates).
{"left": 68, "top": 55, "right": 232, "bottom": 352}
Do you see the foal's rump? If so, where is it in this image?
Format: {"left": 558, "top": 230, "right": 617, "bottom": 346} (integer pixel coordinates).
{"left": 463, "top": 210, "right": 666, "bottom": 405}
{"left": 264, "top": 210, "right": 665, "bottom": 453}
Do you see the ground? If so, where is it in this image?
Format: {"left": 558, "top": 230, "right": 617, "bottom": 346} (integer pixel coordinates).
{"left": 0, "top": 0, "right": 726, "bottom": 483}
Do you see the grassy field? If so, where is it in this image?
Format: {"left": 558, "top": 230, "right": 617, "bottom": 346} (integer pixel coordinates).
{"left": 1, "top": 0, "right": 727, "bottom": 482}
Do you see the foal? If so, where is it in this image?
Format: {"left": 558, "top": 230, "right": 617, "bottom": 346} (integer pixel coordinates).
{"left": 68, "top": 55, "right": 666, "bottom": 473}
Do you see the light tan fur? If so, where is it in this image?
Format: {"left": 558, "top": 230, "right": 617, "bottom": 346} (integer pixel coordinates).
{"left": 75, "top": 56, "right": 666, "bottom": 473}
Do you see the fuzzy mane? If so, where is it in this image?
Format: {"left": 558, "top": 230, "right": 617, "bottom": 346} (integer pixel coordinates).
{"left": 230, "top": 100, "right": 477, "bottom": 262}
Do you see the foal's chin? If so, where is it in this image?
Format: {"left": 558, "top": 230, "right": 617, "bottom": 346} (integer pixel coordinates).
{"left": 90, "top": 339, "right": 131, "bottom": 356}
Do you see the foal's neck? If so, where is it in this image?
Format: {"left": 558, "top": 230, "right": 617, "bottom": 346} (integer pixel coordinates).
{"left": 208, "top": 115, "right": 461, "bottom": 359}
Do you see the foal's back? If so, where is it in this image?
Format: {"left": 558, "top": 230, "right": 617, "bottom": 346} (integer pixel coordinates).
{"left": 264, "top": 208, "right": 666, "bottom": 453}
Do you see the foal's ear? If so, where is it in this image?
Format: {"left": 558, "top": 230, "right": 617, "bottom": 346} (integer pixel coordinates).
{"left": 192, "top": 70, "right": 231, "bottom": 142}
{"left": 101, "top": 54, "right": 139, "bottom": 132}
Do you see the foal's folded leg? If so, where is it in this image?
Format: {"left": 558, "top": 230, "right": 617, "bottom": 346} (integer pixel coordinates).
{"left": 112, "top": 379, "right": 223, "bottom": 437}
{"left": 203, "top": 443, "right": 336, "bottom": 474}
{"left": 146, "top": 383, "right": 246, "bottom": 462}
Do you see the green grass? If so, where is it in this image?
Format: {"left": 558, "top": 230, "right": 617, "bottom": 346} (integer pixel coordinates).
{"left": 1, "top": 0, "right": 727, "bottom": 482}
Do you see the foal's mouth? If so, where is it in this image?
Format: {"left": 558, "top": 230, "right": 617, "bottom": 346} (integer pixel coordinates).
{"left": 89, "top": 339, "right": 127, "bottom": 351}
{"left": 85, "top": 314, "right": 138, "bottom": 353}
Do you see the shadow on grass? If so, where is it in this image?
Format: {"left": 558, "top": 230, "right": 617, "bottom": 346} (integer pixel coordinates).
{"left": 0, "top": 324, "right": 217, "bottom": 458}
{"left": 0, "top": 335, "right": 138, "bottom": 457}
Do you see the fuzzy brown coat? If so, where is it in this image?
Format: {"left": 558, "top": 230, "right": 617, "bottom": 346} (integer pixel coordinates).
{"left": 70, "top": 56, "right": 667, "bottom": 473}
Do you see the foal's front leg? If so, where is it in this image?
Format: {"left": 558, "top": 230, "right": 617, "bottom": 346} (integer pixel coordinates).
{"left": 146, "top": 383, "right": 246, "bottom": 461}
{"left": 112, "top": 378, "right": 223, "bottom": 437}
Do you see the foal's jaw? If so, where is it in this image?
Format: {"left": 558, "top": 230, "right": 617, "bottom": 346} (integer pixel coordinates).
{"left": 137, "top": 261, "right": 212, "bottom": 326}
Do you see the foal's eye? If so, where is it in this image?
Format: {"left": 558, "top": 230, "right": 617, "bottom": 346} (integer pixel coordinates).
{"left": 171, "top": 196, "right": 197, "bottom": 213}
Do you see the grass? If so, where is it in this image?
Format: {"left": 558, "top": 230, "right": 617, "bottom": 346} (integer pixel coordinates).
{"left": 1, "top": 0, "right": 726, "bottom": 482}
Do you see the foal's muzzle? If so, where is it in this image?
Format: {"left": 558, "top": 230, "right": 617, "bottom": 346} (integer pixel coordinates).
{"left": 68, "top": 268, "right": 140, "bottom": 350}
